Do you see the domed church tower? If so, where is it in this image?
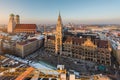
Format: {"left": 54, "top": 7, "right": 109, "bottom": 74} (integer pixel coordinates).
{"left": 15, "top": 15, "right": 20, "bottom": 24}
{"left": 7, "top": 14, "right": 16, "bottom": 33}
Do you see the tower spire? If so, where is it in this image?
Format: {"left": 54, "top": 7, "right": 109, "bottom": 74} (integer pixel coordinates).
{"left": 55, "top": 12, "right": 63, "bottom": 55}
{"left": 57, "top": 11, "right": 62, "bottom": 25}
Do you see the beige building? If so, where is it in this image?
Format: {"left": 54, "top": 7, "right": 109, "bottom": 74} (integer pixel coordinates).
{"left": 112, "top": 48, "right": 120, "bottom": 65}
{"left": 45, "top": 13, "right": 111, "bottom": 66}
{"left": 7, "top": 14, "right": 18, "bottom": 33}
{"left": 16, "top": 38, "right": 43, "bottom": 58}
{"left": 116, "top": 50, "right": 120, "bottom": 64}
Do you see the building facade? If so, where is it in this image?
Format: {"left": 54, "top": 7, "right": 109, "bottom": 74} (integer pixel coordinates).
{"left": 45, "top": 13, "right": 111, "bottom": 66}
{"left": 16, "top": 38, "right": 43, "bottom": 58}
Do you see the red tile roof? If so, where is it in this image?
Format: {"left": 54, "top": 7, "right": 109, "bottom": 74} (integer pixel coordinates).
{"left": 47, "top": 36, "right": 55, "bottom": 40}
{"left": 99, "top": 40, "right": 108, "bottom": 48}
{"left": 63, "top": 36, "right": 72, "bottom": 42}
{"left": 28, "top": 38, "right": 37, "bottom": 42}
{"left": 72, "top": 37, "right": 86, "bottom": 45}
{"left": 0, "top": 35, "right": 4, "bottom": 38}
{"left": 95, "top": 39, "right": 108, "bottom": 48}
{"left": 46, "top": 35, "right": 109, "bottom": 48}
{"left": 17, "top": 41, "right": 27, "bottom": 45}
{"left": 118, "top": 33, "right": 120, "bottom": 36}
{"left": 15, "top": 24, "right": 36, "bottom": 30}
{"left": 17, "top": 38, "right": 37, "bottom": 45}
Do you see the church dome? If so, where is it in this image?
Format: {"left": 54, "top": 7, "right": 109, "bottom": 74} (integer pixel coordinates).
{"left": 16, "top": 15, "right": 19, "bottom": 17}
{"left": 10, "top": 13, "right": 14, "bottom": 17}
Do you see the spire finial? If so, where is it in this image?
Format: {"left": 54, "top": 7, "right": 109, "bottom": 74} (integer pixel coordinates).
{"left": 57, "top": 11, "right": 62, "bottom": 24}
{"left": 59, "top": 11, "right": 60, "bottom": 17}
{"left": 58, "top": 11, "right": 61, "bottom": 20}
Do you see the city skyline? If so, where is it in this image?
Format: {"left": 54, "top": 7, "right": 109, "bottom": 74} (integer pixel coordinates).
{"left": 0, "top": 0, "right": 120, "bottom": 24}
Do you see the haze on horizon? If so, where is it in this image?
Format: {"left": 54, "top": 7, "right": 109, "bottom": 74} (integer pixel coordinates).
{"left": 0, "top": 0, "right": 120, "bottom": 24}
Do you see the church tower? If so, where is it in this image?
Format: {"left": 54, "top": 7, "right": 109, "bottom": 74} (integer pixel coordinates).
{"left": 55, "top": 13, "right": 63, "bottom": 54}
{"left": 7, "top": 14, "right": 16, "bottom": 33}
{"left": 15, "top": 15, "right": 20, "bottom": 24}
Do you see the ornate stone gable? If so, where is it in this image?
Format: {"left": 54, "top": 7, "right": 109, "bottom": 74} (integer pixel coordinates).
{"left": 82, "top": 37, "right": 97, "bottom": 48}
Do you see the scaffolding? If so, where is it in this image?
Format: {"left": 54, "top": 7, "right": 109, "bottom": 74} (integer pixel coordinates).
{"left": 0, "top": 67, "right": 66, "bottom": 80}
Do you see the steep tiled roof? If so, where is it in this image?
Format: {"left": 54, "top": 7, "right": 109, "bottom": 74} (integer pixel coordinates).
{"left": 63, "top": 36, "right": 72, "bottom": 42}
{"left": 99, "top": 40, "right": 108, "bottom": 48}
{"left": 72, "top": 37, "right": 86, "bottom": 45}
{"left": 95, "top": 39, "right": 108, "bottom": 48}
{"left": 17, "top": 38, "right": 37, "bottom": 45}
{"left": 15, "top": 24, "right": 36, "bottom": 30}
{"left": 46, "top": 35, "right": 109, "bottom": 48}
{"left": 47, "top": 36, "right": 55, "bottom": 40}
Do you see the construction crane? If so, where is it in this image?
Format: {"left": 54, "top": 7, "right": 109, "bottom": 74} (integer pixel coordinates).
{"left": 0, "top": 67, "right": 66, "bottom": 80}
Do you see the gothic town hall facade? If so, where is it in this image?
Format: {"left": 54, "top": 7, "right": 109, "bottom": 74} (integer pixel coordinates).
{"left": 44, "top": 13, "right": 111, "bottom": 66}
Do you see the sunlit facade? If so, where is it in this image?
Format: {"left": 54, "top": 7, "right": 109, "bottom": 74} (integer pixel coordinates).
{"left": 45, "top": 14, "right": 112, "bottom": 66}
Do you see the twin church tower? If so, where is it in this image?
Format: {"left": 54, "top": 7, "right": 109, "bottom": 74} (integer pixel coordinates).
{"left": 7, "top": 14, "right": 20, "bottom": 33}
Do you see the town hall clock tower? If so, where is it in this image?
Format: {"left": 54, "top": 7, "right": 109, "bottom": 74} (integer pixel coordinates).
{"left": 55, "top": 13, "right": 63, "bottom": 55}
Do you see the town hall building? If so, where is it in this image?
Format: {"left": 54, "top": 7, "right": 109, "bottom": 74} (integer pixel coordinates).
{"left": 44, "top": 13, "right": 112, "bottom": 66}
